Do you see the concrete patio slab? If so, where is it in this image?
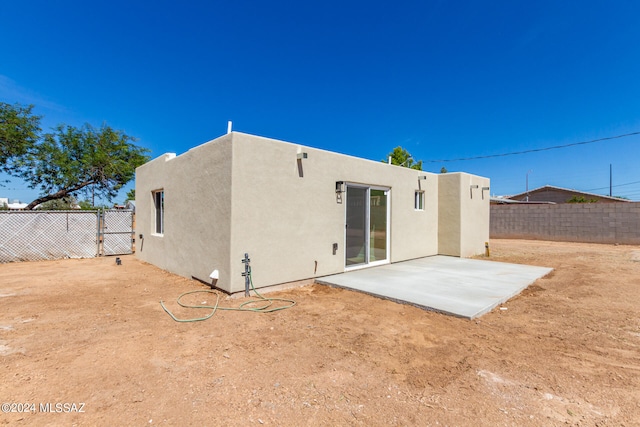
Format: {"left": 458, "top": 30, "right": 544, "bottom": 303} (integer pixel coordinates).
{"left": 316, "top": 256, "right": 553, "bottom": 319}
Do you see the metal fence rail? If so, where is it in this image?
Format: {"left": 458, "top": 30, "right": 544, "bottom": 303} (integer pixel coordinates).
{"left": 0, "top": 209, "right": 134, "bottom": 263}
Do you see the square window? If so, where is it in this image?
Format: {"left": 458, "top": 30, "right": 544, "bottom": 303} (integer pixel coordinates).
{"left": 153, "top": 190, "right": 164, "bottom": 234}
{"left": 415, "top": 191, "right": 424, "bottom": 211}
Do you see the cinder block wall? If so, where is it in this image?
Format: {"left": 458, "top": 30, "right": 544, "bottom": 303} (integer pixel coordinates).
{"left": 490, "top": 203, "right": 640, "bottom": 244}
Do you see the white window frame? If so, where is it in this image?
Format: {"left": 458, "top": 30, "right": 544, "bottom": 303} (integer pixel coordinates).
{"left": 153, "top": 190, "right": 164, "bottom": 235}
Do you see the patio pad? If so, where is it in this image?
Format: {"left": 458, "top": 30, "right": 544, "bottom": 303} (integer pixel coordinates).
{"left": 316, "top": 256, "right": 552, "bottom": 319}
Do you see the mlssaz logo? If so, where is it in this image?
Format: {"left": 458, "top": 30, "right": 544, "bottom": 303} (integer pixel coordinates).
{"left": 39, "top": 403, "right": 86, "bottom": 413}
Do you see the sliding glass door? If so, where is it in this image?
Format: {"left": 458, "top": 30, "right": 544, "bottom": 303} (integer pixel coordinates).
{"left": 345, "top": 185, "right": 389, "bottom": 268}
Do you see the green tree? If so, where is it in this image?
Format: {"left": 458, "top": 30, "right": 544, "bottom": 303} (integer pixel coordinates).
{"left": 76, "top": 199, "right": 110, "bottom": 210}
{"left": 440, "top": 166, "right": 448, "bottom": 173}
{"left": 0, "top": 103, "right": 41, "bottom": 174}
{"left": 567, "top": 195, "right": 598, "bottom": 203}
{"left": 36, "top": 196, "right": 78, "bottom": 210}
{"left": 19, "top": 123, "right": 150, "bottom": 210}
{"left": 78, "top": 200, "right": 94, "bottom": 210}
{"left": 125, "top": 188, "right": 135, "bottom": 201}
{"left": 0, "top": 103, "right": 150, "bottom": 210}
{"left": 383, "top": 146, "right": 423, "bottom": 170}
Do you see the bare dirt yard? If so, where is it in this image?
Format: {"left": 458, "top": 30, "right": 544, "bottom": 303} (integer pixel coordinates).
{"left": 1, "top": 239, "right": 639, "bottom": 426}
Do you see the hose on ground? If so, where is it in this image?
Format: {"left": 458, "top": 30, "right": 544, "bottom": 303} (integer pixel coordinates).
{"left": 160, "top": 269, "right": 296, "bottom": 322}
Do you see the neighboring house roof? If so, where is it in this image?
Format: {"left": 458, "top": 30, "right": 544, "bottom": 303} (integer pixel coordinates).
{"left": 490, "top": 197, "right": 555, "bottom": 205}
{"left": 7, "top": 201, "right": 28, "bottom": 210}
{"left": 506, "top": 185, "right": 630, "bottom": 204}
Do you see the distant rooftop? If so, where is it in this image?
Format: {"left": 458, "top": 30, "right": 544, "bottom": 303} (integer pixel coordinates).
{"left": 504, "top": 185, "right": 631, "bottom": 204}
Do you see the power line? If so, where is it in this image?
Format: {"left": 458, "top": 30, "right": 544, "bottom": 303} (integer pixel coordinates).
{"left": 425, "top": 131, "right": 640, "bottom": 163}
{"left": 585, "top": 180, "right": 640, "bottom": 192}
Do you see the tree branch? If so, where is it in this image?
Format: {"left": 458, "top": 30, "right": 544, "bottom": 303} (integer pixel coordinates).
{"left": 24, "top": 180, "right": 93, "bottom": 210}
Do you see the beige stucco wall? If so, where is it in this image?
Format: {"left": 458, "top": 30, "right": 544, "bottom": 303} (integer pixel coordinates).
{"left": 135, "top": 132, "right": 490, "bottom": 293}
{"left": 135, "top": 135, "right": 234, "bottom": 287}
{"left": 227, "top": 132, "right": 439, "bottom": 293}
{"left": 437, "top": 173, "right": 461, "bottom": 256}
{"left": 438, "top": 173, "right": 490, "bottom": 257}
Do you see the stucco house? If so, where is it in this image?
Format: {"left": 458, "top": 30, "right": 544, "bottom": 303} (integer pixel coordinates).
{"left": 135, "top": 132, "right": 490, "bottom": 294}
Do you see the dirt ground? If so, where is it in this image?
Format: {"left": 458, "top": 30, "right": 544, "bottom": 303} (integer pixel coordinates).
{"left": 1, "top": 239, "right": 639, "bottom": 426}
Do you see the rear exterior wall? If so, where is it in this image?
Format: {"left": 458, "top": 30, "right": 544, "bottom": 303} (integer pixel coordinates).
{"left": 135, "top": 135, "right": 234, "bottom": 288}
{"left": 228, "top": 133, "right": 439, "bottom": 293}
{"left": 438, "top": 173, "right": 490, "bottom": 257}
{"left": 136, "top": 132, "right": 490, "bottom": 293}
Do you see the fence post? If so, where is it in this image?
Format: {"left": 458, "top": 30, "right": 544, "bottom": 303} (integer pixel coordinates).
{"left": 96, "top": 210, "right": 102, "bottom": 257}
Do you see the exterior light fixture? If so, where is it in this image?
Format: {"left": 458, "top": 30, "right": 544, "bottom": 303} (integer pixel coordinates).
{"left": 335, "top": 181, "right": 345, "bottom": 194}
{"left": 482, "top": 186, "right": 490, "bottom": 200}
{"left": 296, "top": 152, "right": 308, "bottom": 178}
{"left": 470, "top": 184, "right": 479, "bottom": 198}
{"left": 418, "top": 175, "right": 427, "bottom": 190}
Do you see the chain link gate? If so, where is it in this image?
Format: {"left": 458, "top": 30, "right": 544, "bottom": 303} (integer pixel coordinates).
{"left": 0, "top": 209, "right": 135, "bottom": 263}
{"left": 100, "top": 209, "right": 135, "bottom": 256}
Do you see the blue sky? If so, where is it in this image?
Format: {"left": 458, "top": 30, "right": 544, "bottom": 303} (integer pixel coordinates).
{"left": 2, "top": 0, "right": 639, "bottom": 203}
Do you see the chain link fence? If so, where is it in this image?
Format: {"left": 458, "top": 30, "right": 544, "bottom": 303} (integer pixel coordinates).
{"left": 0, "top": 209, "right": 134, "bottom": 263}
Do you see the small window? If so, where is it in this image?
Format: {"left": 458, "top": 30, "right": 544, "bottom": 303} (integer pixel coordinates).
{"left": 153, "top": 190, "right": 164, "bottom": 234}
{"left": 415, "top": 191, "right": 424, "bottom": 211}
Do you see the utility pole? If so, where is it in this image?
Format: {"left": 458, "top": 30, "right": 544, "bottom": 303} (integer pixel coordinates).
{"left": 610, "top": 164, "right": 612, "bottom": 197}
{"left": 526, "top": 170, "right": 533, "bottom": 201}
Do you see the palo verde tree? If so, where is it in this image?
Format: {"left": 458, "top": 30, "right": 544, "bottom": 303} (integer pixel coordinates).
{"left": 0, "top": 102, "right": 41, "bottom": 174}
{"left": 0, "top": 102, "right": 150, "bottom": 210}
{"left": 383, "top": 146, "right": 423, "bottom": 170}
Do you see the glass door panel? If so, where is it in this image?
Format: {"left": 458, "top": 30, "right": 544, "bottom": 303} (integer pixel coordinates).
{"left": 345, "top": 186, "right": 367, "bottom": 266}
{"left": 369, "top": 189, "right": 387, "bottom": 262}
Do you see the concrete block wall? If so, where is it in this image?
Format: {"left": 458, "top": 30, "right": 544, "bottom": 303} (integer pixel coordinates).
{"left": 490, "top": 202, "right": 640, "bottom": 244}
